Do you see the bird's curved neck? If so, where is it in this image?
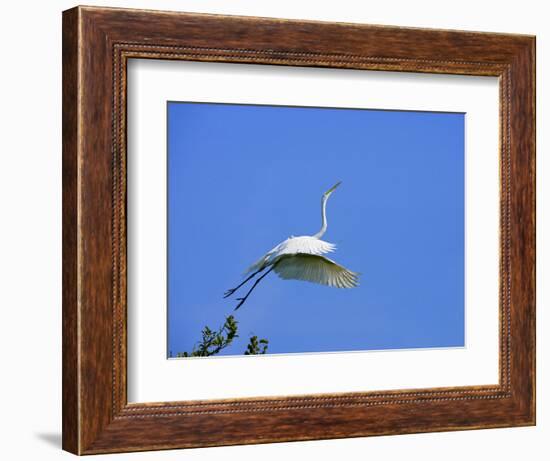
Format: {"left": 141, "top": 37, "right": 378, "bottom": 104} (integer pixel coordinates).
{"left": 313, "top": 195, "right": 329, "bottom": 239}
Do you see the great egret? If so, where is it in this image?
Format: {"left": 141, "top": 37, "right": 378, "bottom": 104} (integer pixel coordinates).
{"left": 224, "top": 181, "right": 359, "bottom": 310}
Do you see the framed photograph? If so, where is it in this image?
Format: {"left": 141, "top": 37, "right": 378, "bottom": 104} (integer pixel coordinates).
{"left": 62, "top": 5, "right": 535, "bottom": 454}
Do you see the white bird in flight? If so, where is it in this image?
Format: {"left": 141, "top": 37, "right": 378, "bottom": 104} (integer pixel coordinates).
{"left": 224, "top": 181, "right": 359, "bottom": 310}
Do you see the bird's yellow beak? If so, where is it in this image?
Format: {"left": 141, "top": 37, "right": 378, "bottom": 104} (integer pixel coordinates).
{"left": 324, "top": 181, "right": 342, "bottom": 196}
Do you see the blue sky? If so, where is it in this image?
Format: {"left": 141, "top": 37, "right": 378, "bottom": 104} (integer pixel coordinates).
{"left": 167, "top": 102, "right": 465, "bottom": 357}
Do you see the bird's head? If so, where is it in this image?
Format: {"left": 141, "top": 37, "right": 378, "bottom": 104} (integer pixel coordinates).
{"left": 323, "top": 181, "right": 342, "bottom": 198}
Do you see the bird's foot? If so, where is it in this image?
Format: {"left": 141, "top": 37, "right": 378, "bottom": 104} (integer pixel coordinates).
{"left": 234, "top": 298, "right": 246, "bottom": 310}
{"left": 223, "top": 288, "right": 236, "bottom": 298}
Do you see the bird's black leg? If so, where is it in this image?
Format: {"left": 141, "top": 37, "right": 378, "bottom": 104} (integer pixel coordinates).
{"left": 224, "top": 267, "right": 266, "bottom": 298}
{"left": 234, "top": 266, "right": 275, "bottom": 310}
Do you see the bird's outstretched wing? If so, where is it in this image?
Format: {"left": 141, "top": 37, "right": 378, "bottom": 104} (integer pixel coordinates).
{"left": 243, "top": 237, "right": 335, "bottom": 276}
{"left": 273, "top": 254, "right": 359, "bottom": 288}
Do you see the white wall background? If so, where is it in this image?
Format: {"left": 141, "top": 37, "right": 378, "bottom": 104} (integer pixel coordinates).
{"left": 0, "top": 1, "right": 546, "bottom": 459}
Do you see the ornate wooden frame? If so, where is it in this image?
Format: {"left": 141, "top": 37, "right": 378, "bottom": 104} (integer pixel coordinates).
{"left": 62, "top": 5, "right": 536, "bottom": 455}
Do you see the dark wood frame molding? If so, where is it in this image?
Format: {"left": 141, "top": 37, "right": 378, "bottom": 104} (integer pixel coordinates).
{"left": 62, "top": 5, "right": 536, "bottom": 455}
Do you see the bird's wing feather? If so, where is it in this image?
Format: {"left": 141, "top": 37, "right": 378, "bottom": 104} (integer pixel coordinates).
{"left": 243, "top": 237, "right": 335, "bottom": 275}
{"left": 273, "top": 236, "right": 336, "bottom": 257}
{"left": 283, "top": 237, "right": 336, "bottom": 256}
{"left": 273, "top": 254, "right": 359, "bottom": 288}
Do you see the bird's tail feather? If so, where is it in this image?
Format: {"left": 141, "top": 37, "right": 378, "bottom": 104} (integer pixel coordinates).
{"left": 243, "top": 256, "right": 268, "bottom": 276}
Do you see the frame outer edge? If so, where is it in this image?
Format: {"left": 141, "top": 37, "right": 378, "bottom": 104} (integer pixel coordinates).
{"left": 507, "top": 36, "right": 536, "bottom": 424}
{"left": 62, "top": 6, "right": 81, "bottom": 455}
{"left": 532, "top": 36, "right": 537, "bottom": 425}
